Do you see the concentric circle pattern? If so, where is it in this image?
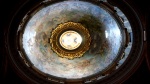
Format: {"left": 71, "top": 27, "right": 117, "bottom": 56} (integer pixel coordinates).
{"left": 22, "top": 1, "right": 124, "bottom": 79}
{"left": 50, "top": 22, "right": 91, "bottom": 59}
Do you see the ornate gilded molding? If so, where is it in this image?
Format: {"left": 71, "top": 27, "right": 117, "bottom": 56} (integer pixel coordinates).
{"left": 50, "top": 22, "right": 91, "bottom": 59}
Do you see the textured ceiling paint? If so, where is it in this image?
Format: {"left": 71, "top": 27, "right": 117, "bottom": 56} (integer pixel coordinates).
{"left": 22, "top": 1, "right": 123, "bottom": 79}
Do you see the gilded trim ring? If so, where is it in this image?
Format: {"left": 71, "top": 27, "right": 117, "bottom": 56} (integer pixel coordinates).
{"left": 50, "top": 22, "right": 91, "bottom": 59}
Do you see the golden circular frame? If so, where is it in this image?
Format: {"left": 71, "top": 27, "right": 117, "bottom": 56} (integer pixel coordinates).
{"left": 50, "top": 22, "right": 91, "bottom": 59}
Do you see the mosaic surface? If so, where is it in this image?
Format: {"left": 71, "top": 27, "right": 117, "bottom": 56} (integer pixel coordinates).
{"left": 22, "top": 1, "right": 123, "bottom": 79}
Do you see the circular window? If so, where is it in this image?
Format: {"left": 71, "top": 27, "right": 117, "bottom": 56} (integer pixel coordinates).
{"left": 6, "top": 0, "right": 144, "bottom": 84}
{"left": 59, "top": 30, "right": 82, "bottom": 50}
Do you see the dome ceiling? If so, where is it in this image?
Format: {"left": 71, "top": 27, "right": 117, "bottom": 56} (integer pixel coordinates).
{"left": 21, "top": 1, "right": 128, "bottom": 79}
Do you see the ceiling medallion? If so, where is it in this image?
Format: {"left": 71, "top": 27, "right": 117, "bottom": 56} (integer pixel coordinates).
{"left": 59, "top": 30, "right": 82, "bottom": 50}
{"left": 50, "top": 22, "right": 91, "bottom": 59}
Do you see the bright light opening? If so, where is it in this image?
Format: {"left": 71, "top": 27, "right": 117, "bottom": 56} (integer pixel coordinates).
{"left": 59, "top": 31, "right": 82, "bottom": 50}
